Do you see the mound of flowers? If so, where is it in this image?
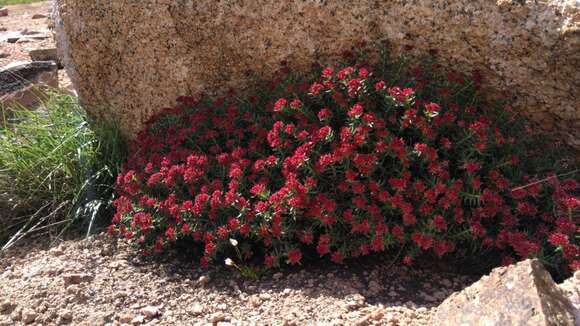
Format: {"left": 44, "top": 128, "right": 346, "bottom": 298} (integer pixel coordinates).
{"left": 111, "top": 48, "right": 579, "bottom": 273}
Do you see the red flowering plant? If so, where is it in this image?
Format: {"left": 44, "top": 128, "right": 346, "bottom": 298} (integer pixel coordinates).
{"left": 111, "top": 47, "right": 579, "bottom": 276}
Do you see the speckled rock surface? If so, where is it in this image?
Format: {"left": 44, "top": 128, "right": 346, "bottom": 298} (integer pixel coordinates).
{"left": 433, "top": 259, "right": 577, "bottom": 326}
{"left": 559, "top": 271, "right": 580, "bottom": 323}
{"left": 54, "top": 0, "right": 579, "bottom": 143}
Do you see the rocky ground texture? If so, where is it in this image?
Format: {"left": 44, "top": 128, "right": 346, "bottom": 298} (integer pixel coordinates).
{"left": 0, "top": 234, "right": 477, "bottom": 326}
{"left": 0, "top": 1, "right": 72, "bottom": 91}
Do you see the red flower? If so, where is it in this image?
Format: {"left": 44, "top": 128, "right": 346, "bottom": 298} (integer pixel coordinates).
{"left": 287, "top": 249, "right": 302, "bottom": 264}
{"left": 317, "top": 107, "right": 332, "bottom": 121}
{"left": 290, "top": 99, "right": 302, "bottom": 109}
{"left": 331, "top": 251, "right": 344, "bottom": 263}
{"left": 432, "top": 215, "right": 448, "bottom": 232}
{"left": 310, "top": 82, "right": 324, "bottom": 95}
{"left": 549, "top": 232, "right": 569, "bottom": 246}
{"left": 347, "top": 103, "right": 364, "bottom": 118}
{"left": 321, "top": 67, "right": 334, "bottom": 78}
{"left": 463, "top": 161, "right": 480, "bottom": 174}
{"left": 563, "top": 196, "right": 580, "bottom": 210}
{"left": 274, "top": 98, "right": 288, "bottom": 112}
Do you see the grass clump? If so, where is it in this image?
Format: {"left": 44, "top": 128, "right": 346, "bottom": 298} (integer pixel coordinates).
{"left": 0, "top": 92, "right": 125, "bottom": 249}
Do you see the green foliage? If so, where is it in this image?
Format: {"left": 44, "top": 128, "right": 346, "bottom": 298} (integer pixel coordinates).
{"left": 0, "top": 92, "right": 126, "bottom": 249}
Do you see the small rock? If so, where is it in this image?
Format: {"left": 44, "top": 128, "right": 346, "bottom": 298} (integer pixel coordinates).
{"left": 59, "top": 309, "right": 73, "bottom": 321}
{"left": 20, "top": 29, "right": 38, "bottom": 36}
{"left": 28, "top": 48, "right": 58, "bottom": 63}
{"left": 99, "top": 246, "right": 114, "bottom": 256}
{"left": 6, "top": 36, "right": 20, "bottom": 43}
{"left": 368, "top": 280, "right": 381, "bottom": 292}
{"left": 209, "top": 312, "right": 227, "bottom": 324}
{"left": 21, "top": 309, "right": 37, "bottom": 324}
{"left": 273, "top": 272, "right": 284, "bottom": 280}
{"left": 49, "top": 247, "right": 64, "bottom": 256}
{"left": 249, "top": 296, "right": 261, "bottom": 307}
{"left": 416, "top": 307, "right": 428, "bottom": 314}
{"left": 198, "top": 275, "right": 210, "bottom": 285}
{"left": 191, "top": 303, "right": 204, "bottom": 315}
{"left": 63, "top": 273, "right": 94, "bottom": 287}
{"left": 355, "top": 316, "right": 369, "bottom": 326}
{"left": 440, "top": 278, "right": 453, "bottom": 288}
{"left": 131, "top": 315, "right": 145, "bottom": 325}
{"left": 118, "top": 313, "right": 133, "bottom": 323}
{"left": 31, "top": 14, "right": 47, "bottom": 19}
{"left": 0, "top": 8, "right": 7, "bottom": 17}
{"left": 139, "top": 306, "right": 160, "bottom": 318}
{"left": 384, "top": 312, "right": 397, "bottom": 322}
{"left": 10, "top": 307, "right": 22, "bottom": 321}
{"left": 0, "top": 300, "right": 15, "bottom": 314}
{"left": 259, "top": 293, "right": 271, "bottom": 300}
{"left": 369, "top": 310, "right": 384, "bottom": 321}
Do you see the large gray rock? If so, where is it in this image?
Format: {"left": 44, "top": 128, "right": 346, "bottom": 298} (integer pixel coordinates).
{"left": 53, "top": 0, "right": 579, "bottom": 143}
{"left": 559, "top": 271, "right": 580, "bottom": 323}
{"left": 434, "top": 259, "right": 577, "bottom": 326}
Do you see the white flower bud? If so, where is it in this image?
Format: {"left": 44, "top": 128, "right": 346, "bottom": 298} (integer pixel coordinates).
{"left": 229, "top": 238, "right": 238, "bottom": 247}
{"left": 225, "top": 258, "right": 234, "bottom": 266}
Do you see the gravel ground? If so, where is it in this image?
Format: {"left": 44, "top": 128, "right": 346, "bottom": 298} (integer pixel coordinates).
{"left": 0, "top": 234, "right": 477, "bottom": 325}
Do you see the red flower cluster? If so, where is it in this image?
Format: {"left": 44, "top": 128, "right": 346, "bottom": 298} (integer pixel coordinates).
{"left": 111, "top": 49, "right": 579, "bottom": 273}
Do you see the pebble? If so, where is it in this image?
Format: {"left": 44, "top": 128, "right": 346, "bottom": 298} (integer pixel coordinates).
{"left": 370, "top": 310, "right": 384, "bottom": 321}
{"left": 59, "top": 309, "right": 73, "bottom": 321}
{"left": 273, "top": 273, "right": 284, "bottom": 280}
{"left": 209, "top": 312, "right": 227, "bottom": 323}
{"left": 131, "top": 315, "right": 145, "bottom": 325}
{"left": 21, "top": 309, "right": 36, "bottom": 324}
{"left": 139, "top": 305, "right": 161, "bottom": 318}
{"left": 198, "top": 275, "right": 210, "bottom": 285}
{"left": 119, "top": 313, "right": 133, "bottom": 323}
{"left": 62, "top": 273, "right": 94, "bottom": 287}
{"left": 440, "top": 279, "right": 453, "bottom": 288}
{"left": 0, "top": 301, "right": 14, "bottom": 314}
{"left": 191, "top": 303, "right": 204, "bottom": 315}
{"left": 249, "top": 296, "right": 261, "bottom": 307}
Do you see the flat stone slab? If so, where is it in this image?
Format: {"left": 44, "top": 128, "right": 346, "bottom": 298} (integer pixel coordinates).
{"left": 0, "top": 61, "right": 58, "bottom": 109}
{"left": 28, "top": 47, "right": 58, "bottom": 63}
